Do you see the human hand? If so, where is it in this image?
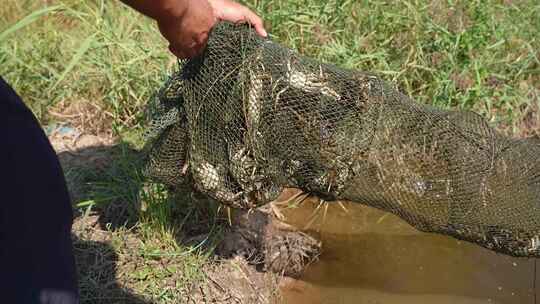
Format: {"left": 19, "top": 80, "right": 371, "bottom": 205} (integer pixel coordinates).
{"left": 156, "top": 0, "right": 214, "bottom": 59}
{"left": 157, "top": 0, "right": 266, "bottom": 59}
{"left": 207, "top": 0, "right": 267, "bottom": 37}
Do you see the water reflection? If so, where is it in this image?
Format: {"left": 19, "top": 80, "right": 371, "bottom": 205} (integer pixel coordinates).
{"left": 278, "top": 198, "right": 538, "bottom": 304}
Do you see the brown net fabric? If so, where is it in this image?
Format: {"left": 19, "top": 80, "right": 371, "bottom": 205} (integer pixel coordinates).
{"left": 144, "top": 22, "right": 540, "bottom": 257}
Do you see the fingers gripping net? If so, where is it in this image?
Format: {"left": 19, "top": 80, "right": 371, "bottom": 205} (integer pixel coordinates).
{"left": 144, "top": 22, "right": 540, "bottom": 257}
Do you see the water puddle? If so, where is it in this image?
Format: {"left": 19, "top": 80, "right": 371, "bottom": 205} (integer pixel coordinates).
{"left": 277, "top": 197, "right": 538, "bottom": 304}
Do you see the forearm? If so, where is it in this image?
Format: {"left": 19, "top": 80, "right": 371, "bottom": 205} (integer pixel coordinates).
{"left": 119, "top": 0, "right": 266, "bottom": 59}
{"left": 119, "top": 0, "right": 188, "bottom": 21}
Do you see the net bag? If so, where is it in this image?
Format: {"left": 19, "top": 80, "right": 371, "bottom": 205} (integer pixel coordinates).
{"left": 144, "top": 22, "right": 540, "bottom": 257}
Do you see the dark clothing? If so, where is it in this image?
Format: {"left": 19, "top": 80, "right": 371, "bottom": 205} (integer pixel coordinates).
{"left": 0, "top": 78, "right": 79, "bottom": 304}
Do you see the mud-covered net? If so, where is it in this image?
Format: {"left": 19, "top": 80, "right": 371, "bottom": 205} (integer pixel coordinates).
{"left": 144, "top": 22, "right": 540, "bottom": 257}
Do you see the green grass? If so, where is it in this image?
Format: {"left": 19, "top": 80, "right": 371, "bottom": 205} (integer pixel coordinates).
{"left": 1, "top": 0, "right": 539, "bottom": 302}
{"left": 2, "top": 1, "right": 538, "bottom": 132}
{"left": 61, "top": 142, "right": 225, "bottom": 302}
{"left": 1, "top": 0, "right": 175, "bottom": 133}
{"left": 250, "top": 0, "right": 540, "bottom": 131}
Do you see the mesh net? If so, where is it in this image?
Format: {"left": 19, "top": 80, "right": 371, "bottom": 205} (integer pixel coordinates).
{"left": 144, "top": 22, "right": 540, "bottom": 257}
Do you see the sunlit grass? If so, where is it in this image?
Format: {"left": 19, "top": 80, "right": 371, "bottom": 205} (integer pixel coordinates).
{"left": 0, "top": 0, "right": 175, "bottom": 133}
{"left": 2, "top": 1, "right": 539, "bottom": 133}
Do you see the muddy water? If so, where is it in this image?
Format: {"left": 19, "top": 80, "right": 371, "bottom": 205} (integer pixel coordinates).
{"left": 278, "top": 198, "right": 539, "bottom": 304}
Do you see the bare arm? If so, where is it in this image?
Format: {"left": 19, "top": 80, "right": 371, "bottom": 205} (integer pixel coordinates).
{"left": 120, "top": 0, "right": 267, "bottom": 59}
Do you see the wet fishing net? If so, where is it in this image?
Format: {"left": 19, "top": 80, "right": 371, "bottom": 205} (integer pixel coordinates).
{"left": 144, "top": 22, "right": 540, "bottom": 257}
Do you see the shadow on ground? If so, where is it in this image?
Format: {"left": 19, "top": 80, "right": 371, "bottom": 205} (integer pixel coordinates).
{"left": 72, "top": 235, "right": 152, "bottom": 304}
{"left": 54, "top": 136, "right": 282, "bottom": 304}
{"left": 57, "top": 141, "right": 157, "bottom": 303}
{"left": 54, "top": 138, "right": 216, "bottom": 303}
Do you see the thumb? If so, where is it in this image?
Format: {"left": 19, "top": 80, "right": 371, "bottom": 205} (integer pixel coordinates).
{"left": 243, "top": 9, "right": 267, "bottom": 37}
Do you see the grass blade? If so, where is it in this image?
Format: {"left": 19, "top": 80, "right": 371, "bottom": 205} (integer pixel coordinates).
{"left": 50, "top": 33, "right": 96, "bottom": 91}
{"left": 0, "top": 5, "right": 63, "bottom": 43}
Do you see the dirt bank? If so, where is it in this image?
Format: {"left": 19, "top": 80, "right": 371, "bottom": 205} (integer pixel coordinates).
{"left": 49, "top": 127, "right": 320, "bottom": 303}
